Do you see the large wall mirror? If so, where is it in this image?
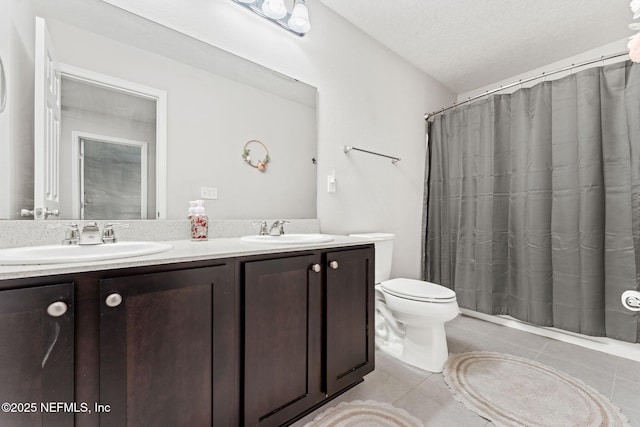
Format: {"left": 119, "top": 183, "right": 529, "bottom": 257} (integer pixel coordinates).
{"left": 7, "top": 0, "right": 317, "bottom": 220}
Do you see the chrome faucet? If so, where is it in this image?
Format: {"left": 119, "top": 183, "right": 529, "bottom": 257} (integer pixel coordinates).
{"left": 47, "top": 223, "right": 80, "bottom": 245}
{"left": 50, "top": 221, "right": 129, "bottom": 245}
{"left": 252, "top": 220, "right": 290, "bottom": 236}
{"left": 101, "top": 222, "right": 129, "bottom": 244}
{"left": 62, "top": 224, "right": 80, "bottom": 245}
{"left": 269, "top": 220, "right": 290, "bottom": 236}
{"left": 253, "top": 221, "right": 269, "bottom": 236}
{"left": 79, "top": 222, "right": 102, "bottom": 245}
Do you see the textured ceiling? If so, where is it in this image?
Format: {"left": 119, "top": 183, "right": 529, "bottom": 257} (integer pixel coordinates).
{"left": 318, "top": 0, "right": 633, "bottom": 93}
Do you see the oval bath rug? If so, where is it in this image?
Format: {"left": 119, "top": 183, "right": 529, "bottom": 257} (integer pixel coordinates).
{"left": 443, "top": 351, "right": 630, "bottom": 427}
{"left": 302, "top": 400, "right": 423, "bottom": 427}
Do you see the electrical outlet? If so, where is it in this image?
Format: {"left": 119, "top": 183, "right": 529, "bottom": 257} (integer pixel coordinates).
{"left": 200, "top": 187, "right": 218, "bottom": 199}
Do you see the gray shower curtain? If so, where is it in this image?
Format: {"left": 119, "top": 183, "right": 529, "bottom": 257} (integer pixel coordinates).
{"left": 424, "top": 60, "right": 640, "bottom": 343}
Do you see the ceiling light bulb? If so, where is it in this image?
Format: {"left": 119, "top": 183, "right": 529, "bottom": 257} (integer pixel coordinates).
{"left": 288, "top": 0, "right": 310, "bottom": 33}
{"left": 261, "top": 0, "right": 287, "bottom": 19}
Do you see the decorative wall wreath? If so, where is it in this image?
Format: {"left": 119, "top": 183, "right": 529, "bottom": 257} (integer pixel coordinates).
{"left": 242, "top": 139, "right": 270, "bottom": 172}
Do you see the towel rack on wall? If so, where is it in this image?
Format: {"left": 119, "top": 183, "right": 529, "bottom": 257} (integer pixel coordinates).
{"left": 0, "top": 56, "right": 6, "bottom": 113}
{"left": 343, "top": 146, "right": 400, "bottom": 164}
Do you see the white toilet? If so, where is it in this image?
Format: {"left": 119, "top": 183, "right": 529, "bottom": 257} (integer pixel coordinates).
{"left": 350, "top": 233, "right": 459, "bottom": 373}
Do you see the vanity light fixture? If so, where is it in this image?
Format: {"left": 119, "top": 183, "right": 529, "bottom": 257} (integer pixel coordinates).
{"left": 262, "top": 0, "right": 287, "bottom": 19}
{"left": 288, "top": 0, "right": 311, "bottom": 33}
{"left": 230, "top": 0, "right": 311, "bottom": 36}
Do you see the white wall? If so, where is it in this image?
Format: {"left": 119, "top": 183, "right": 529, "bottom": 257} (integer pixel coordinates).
{"left": 0, "top": 0, "right": 34, "bottom": 219}
{"left": 99, "top": 0, "right": 456, "bottom": 279}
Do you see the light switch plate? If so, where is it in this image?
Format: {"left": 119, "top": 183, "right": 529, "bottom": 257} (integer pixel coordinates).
{"left": 201, "top": 187, "right": 218, "bottom": 199}
{"left": 327, "top": 170, "right": 337, "bottom": 193}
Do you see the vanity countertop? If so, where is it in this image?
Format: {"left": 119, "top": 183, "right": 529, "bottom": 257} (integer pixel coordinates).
{"left": 0, "top": 235, "right": 374, "bottom": 280}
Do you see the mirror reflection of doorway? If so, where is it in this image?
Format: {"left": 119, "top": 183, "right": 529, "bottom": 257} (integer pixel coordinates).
{"left": 77, "top": 135, "right": 148, "bottom": 220}
{"left": 34, "top": 17, "right": 167, "bottom": 220}
{"left": 61, "top": 75, "right": 159, "bottom": 219}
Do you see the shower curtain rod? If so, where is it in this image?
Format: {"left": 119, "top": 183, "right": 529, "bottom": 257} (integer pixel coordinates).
{"left": 424, "top": 50, "right": 629, "bottom": 120}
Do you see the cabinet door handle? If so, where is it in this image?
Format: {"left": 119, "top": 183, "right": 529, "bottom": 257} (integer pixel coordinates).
{"left": 329, "top": 260, "right": 339, "bottom": 270}
{"left": 311, "top": 263, "right": 322, "bottom": 273}
{"left": 46, "top": 301, "right": 68, "bottom": 317}
{"left": 105, "top": 293, "right": 123, "bottom": 307}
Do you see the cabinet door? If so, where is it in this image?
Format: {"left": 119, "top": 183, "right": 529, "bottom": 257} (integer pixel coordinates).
{"left": 243, "top": 255, "right": 322, "bottom": 427}
{"left": 325, "top": 247, "right": 375, "bottom": 396}
{"left": 99, "top": 264, "right": 234, "bottom": 427}
{"left": 0, "top": 283, "right": 74, "bottom": 427}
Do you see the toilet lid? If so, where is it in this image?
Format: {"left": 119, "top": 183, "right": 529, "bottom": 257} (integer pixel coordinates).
{"left": 381, "top": 278, "right": 456, "bottom": 303}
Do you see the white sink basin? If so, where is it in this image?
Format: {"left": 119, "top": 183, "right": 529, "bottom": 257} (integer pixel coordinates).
{"left": 0, "top": 241, "right": 174, "bottom": 265}
{"left": 240, "top": 234, "right": 334, "bottom": 245}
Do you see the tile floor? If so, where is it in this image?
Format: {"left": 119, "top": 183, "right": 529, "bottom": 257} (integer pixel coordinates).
{"left": 292, "top": 315, "right": 640, "bottom": 427}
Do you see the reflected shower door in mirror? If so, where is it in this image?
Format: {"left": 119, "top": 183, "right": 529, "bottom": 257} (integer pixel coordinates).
{"left": 75, "top": 134, "right": 149, "bottom": 220}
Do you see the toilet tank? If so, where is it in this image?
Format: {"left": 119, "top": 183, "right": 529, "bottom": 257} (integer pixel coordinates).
{"left": 349, "top": 233, "right": 395, "bottom": 283}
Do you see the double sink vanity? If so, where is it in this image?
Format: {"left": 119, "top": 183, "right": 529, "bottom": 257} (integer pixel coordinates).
{"left": 0, "top": 221, "right": 375, "bottom": 427}
{"left": 1, "top": 0, "right": 370, "bottom": 424}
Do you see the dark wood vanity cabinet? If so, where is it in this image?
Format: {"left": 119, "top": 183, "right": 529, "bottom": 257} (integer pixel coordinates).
{"left": 0, "top": 283, "right": 75, "bottom": 427}
{"left": 98, "top": 263, "right": 234, "bottom": 427}
{"left": 0, "top": 243, "right": 374, "bottom": 427}
{"left": 324, "top": 248, "right": 375, "bottom": 396}
{"left": 243, "top": 254, "right": 324, "bottom": 427}
{"left": 0, "top": 261, "right": 237, "bottom": 427}
{"left": 242, "top": 246, "right": 375, "bottom": 427}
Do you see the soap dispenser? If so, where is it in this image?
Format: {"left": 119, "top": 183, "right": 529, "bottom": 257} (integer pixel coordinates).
{"left": 189, "top": 200, "right": 208, "bottom": 241}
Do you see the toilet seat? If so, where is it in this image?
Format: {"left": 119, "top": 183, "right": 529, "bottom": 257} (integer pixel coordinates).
{"left": 381, "top": 278, "right": 456, "bottom": 303}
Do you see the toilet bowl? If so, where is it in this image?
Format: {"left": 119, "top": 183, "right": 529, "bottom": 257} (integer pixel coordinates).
{"left": 380, "top": 278, "right": 458, "bottom": 372}
{"left": 350, "top": 233, "right": 459, "bottom": 373}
